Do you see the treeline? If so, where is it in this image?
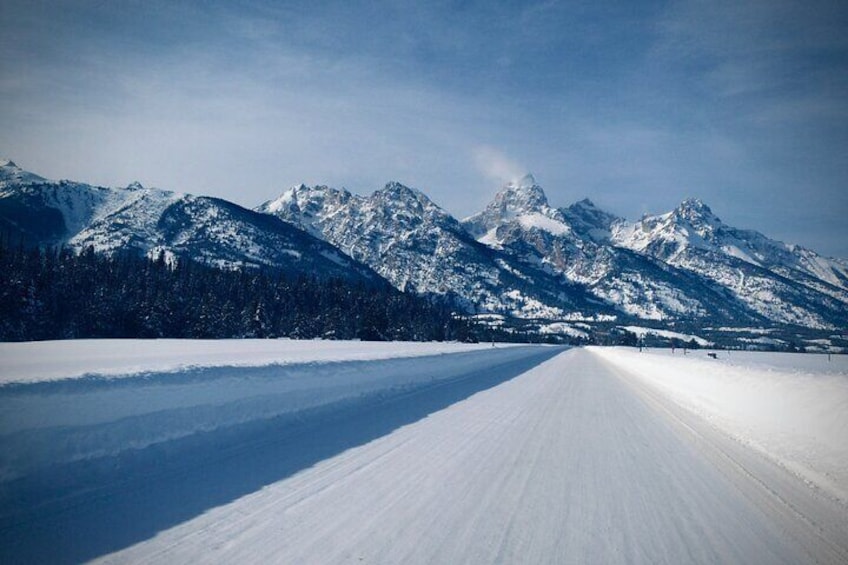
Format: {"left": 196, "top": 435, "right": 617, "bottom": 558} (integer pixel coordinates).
{"left": 0, "top": 244, "right": 476, "bottom": 342}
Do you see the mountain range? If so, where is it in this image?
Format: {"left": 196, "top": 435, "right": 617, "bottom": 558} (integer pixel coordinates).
{"left": 0, "top": 160, "right": 382, "bottom": 285}
{"left": 2, "top": 159, "right": 846, "bottom": 343}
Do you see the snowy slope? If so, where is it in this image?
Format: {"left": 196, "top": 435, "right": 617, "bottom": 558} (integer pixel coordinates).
{"left": 612, "top": 199, "right": 848, "bottom": 327}
{"left": 0, "top": 160, "right": 380, "bottom": 282}
{"left": 4, "top": 346, "right": 843, "bottom": 563}
{"left": 615, "top": 199, "right": 848, "bottom": 293}
{"left": 259, "top": 181, "right": 604, "bottom": 319}
{"left": 463, "top": 178, "right": 761, "bottom": 324}
{"left": 463, "top": 178, "right": 846, "bottom": 328}
{"left": 0, "top": 159, "right": 123, "bottom": 247}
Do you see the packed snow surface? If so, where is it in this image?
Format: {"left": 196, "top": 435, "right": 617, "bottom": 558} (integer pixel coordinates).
{"left": 1, "top": 342, "right": 846, "bottom": 563}
{"left": 593, "top": 347, "right": 848, "bottom": 503}
{"left": 92, "top": 347, "right": 846, "bottom": 564}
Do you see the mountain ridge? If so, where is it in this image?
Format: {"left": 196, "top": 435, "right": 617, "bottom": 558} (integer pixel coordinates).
{"left": 0, "top": 160, "right": 384, "bottom": 285}
{"left": 258, "top": 180, "right": 606, "bottom": 320}
{"left": 2, "top": 159, "right": 845, "bottom": 338}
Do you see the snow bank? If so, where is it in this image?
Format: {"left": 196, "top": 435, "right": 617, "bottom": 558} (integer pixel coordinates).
{"left": 0, "top": 339, "right": 510, "bottom": 384}
{"left": 592, "top": 347, "right": 848, "bottom": 503}
{"left": 0, "top": 340, "right": 538, "bottom": 482}
{"left": 619, "top": 325, "right": 713, "bottom": 347}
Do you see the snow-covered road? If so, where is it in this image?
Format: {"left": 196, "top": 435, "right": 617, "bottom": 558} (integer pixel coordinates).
{"left": 2, "top": 346, "right": 847, "bottom": 563}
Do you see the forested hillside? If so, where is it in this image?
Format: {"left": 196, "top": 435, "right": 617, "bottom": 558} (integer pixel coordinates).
{"left": 0, "top": 243, "right": 473, "bottom": 342}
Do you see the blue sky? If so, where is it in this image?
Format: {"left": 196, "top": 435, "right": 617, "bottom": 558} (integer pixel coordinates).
{"left": 2, "top": 0, "right": 847, "bottom": 257}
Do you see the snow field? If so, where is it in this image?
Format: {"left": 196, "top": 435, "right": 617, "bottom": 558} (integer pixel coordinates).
{"left": 0, "top": 340, "right": 529, "bottom": 483}
{"left": 619, "top": 325, "right": 713, "bottom": 346}
{"left": 591, "top": 347, "right": 848, "bottom": 503}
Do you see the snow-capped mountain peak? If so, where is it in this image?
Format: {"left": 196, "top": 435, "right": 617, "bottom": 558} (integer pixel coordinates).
{"left": 369, "top": 181, "right": 456, "bottom": 227}
{"left": 672, "top": 197, "right": 720, "bottom": 227}
{"left": 0, "top": 159, "right": 46, "bottom": 186}
{"left": 677, "top": 197, "right": 711, "bottom": 214}
{"left": 572, "top": 197, "right": 597, "bottom": 209}
{"left": 260, "top": 185, "right": 303, "bottom": 214}
{"left": 257, "top": 183, "right": 355, "bottom": 238}
{"left": 615, "top": 197, "right": 724, "bottom": 256}
{"left": 462, "top": 173, "right": 568, "bottom": 244}
{"left": 377, "top": 181, "right": 429, "bottom": 206}
{"left": 511, "top": 173, "right": 537, "bottom": 188}
{"left": 382, "top": 180, "right": 419, "bottom": 194}
{"left": 607, "top": 197, "right": 848, "bottom": 327}
{"left": 258, "top": 178, "right": 599, "bottom": 318}
{"left": 493, "top": 174, "right": 550, "bottom": 216}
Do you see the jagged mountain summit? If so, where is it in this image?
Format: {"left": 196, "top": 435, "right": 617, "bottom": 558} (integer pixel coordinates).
{"left": 463, "top": 174, "right": 573, "bottom": 246}
{"left": 258, "top": 181, "right": 607, "bottom": 319}
{"left": 462, "top": 179, "right": 751, "bottom": 324}
{"left": 611, "top": 199, "right": 848, "bottom": 328}
{"left": 613, "top": 198, "right": 848, "bottom": 293}
{"left": 461, "top": 175, "right": 845, "bottom": 328}
{"left": 0, "top": 160, "right": 382, "bottom": 283}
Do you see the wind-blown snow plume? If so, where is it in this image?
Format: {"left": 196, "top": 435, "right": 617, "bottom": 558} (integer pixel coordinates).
{"left": 472, "top": 145, "right": 527, "bottom": 186}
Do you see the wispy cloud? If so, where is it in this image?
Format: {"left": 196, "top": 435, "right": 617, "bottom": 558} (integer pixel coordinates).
{"left": 1, "top": 0, "right": 846, "bottom": 256}
{"left": 472, "top": 146, "right": 527, "bottom": 186}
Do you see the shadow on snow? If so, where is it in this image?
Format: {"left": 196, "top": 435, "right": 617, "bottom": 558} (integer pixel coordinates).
{"left": 0, "top": 346, "right": 563, "bottom": 564}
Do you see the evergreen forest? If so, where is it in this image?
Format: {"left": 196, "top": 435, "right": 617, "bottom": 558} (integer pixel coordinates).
{"left": 0, "top": 243, "right": 479, "bottom": 342}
